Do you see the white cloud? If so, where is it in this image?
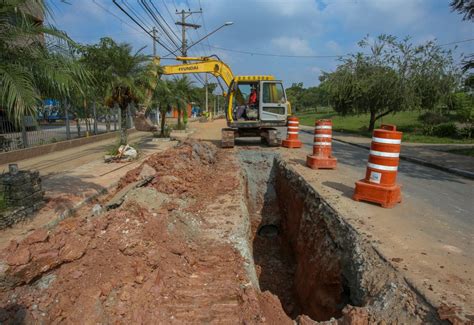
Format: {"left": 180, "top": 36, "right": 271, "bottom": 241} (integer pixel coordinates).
{"left": 326, "top": 40, "right": 342, "bottom": 54}
{"left": 271, "top": 37, "right": 314, "bottom": 56}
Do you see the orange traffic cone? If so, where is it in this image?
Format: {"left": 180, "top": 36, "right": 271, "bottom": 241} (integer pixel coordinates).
{"left": 306, "top": 119, "right": 337, "bottom": 169}
{"left": 353, "top": 124, "right": 402, "bottom": 208}
{"left": 282, "top": 116, "right": 302, "bottom": 148}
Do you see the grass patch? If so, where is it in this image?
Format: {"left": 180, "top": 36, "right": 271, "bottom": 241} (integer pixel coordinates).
{"left": 296, "top": 110, "right": 474, "bottom": 144}
{"left": 444, "top": 147, "right": 474, "bottom": 157}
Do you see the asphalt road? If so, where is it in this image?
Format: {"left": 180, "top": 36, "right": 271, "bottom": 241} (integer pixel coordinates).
{"left": 296, "top": 129, "right": 474, "bottom": 233}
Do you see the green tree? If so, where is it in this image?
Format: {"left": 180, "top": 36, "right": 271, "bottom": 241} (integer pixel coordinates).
{"left": 321, "top": 35, "right": 460, "bottom": 131}
{"left": 0, "top": 0, "right": 89, "bottom": 124}
{"left": 285, "top": 83, "right": 305, "bottom": 112}
{"left": 79, "top": 37, "right": 150, "bottom": 144}
{"left": 151, "top": 79, "right": 173, "bottom": 137}
{"left": 170, "top": 76, "right": 194, "bottom": 129}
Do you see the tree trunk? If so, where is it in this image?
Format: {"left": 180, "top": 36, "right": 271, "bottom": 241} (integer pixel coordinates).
{"left": 76, "top": 118, "right": 81, "bottom": 137}
{"left": 177, "top": 106, "right": 182, "bottom": 129}
{"left": 368, "top": 111, "right": 377, "bottom": 132}
{"left": 119, "top": 105, "right": 128, "bottom": 145}
{"left": 160, "top": 106, "right": 167, "bottom": 137}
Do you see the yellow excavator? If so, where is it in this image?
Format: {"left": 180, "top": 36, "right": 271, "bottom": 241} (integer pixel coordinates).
{"left": 155, "top": 56, "right": 291, "bottom": 148}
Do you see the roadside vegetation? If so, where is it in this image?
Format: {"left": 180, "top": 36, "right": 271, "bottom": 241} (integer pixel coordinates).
{"left": 291, "top": 33, "right": 473, "bottom": 144}
{"left": 0, "top": 0, "right": 212, "bottom": 147}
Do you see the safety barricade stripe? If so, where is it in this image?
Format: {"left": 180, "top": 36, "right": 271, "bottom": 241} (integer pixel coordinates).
{"left": 314, "top": 134, "right": 332, "bottom": 138}
{"left": 367, "top": 162, "right": 398, "bottom": 171}
{"left": 372, "top": 137, "right": 401, "bottom": 144}
{"left": 288, "top": 121, "right": 299, "bottom": 124}
{"left": 288, "top": 126, "right": 299, "bottom": 129}
{"left": 315, "top": 126, "right": 332, "bottom": 130}
{"left": 370, "top": 150, "right": 399, "bottom": 158}
{"left": 314, "top": 142, "right": 331, "bottom": 146}
{"left": 288, "top": 131, "right": 299, "bottom": 134}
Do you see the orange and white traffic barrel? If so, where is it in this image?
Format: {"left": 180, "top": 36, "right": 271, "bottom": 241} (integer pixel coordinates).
{"left": 306, "top": 119, "right": 337, "bottom": 169}
{"left": 282, "top": 116, "right": 302, "bottom": 148}
{"left": 353, "top": 124, "right": 402, "bottom": 208}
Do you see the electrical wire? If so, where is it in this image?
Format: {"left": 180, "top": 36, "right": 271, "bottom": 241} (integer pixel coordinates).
{"left": 207, "top": 44, "right": 346, "bottom": 58}
{"left": 439, "top": 38, "right": 474, "bottom": 46}
{"left": 140, "top": 0, "right": 181, "bottom": 49}
{"left": 112, "top": 0, "right": 176, "bottom": 55}
{"left": 197, "top": 0, "right": 212, "bottom": 53}
{"left": 92, "top": 0, "right": 146, "bottom": 36}
{"left": 122, "top": 0, "right": 153, "bottom": 30}
{"left": 148, "top": 0, "right": 181, "bottom": 43}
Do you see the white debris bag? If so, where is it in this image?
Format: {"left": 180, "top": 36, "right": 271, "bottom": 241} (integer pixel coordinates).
{"left": 118, "top": 144, "right": 137, "bottom": 159}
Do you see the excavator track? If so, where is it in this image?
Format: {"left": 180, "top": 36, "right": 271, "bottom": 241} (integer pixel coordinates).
{"left": 221, "top": 128, "right": 236, "bottom": 148}
{"left": 261, "top": 128, "right": 281, "bottom": 147}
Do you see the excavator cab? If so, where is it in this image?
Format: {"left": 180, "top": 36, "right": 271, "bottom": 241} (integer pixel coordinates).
{"left": 230, "top": 80, "right": 288, "bottom": 123}
{"left": 259, "top": 80, "right": 288, "bottom": 122}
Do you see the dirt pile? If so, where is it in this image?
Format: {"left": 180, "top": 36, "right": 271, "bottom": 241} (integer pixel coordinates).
{"left": 0, "top": 140, "right": 292, "bottom": 323}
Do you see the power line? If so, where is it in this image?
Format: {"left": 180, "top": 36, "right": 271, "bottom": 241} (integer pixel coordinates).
{"left": 207, "top": 44, "right": 347, "bottom": 58}
{"left": 148, "top": 0, "right": 181, "bottom": 43}
{"left": 112, "top": 0, "right": 176, "bottom": 55}
{"left": 122, "top": 0, "right": 153, "bottom": 30}
{"left": 139, "top": 0, "right": 181, "bottom": 49}
{"left": 439, "top": 38, "right": 474, "bottom": 46}
{"left": 92, "top": 0, "right": 146, "bottom": 36}
{"left": 198, "top": 0, "right": 212, "bottom": 53}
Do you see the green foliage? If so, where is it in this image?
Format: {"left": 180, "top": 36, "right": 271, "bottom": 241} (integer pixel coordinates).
{"left": 320, "top": 34, "right": 461, "bottom": 131}
{"left": 0, "top": 0, "right": 91, "bottom": 124}
{"left": 285, "top": 83, "right": 329, "bottom": 112}
{"left": 77, "top": 37, "right": 153, "bottom": 144}
{"left": 297, "top": 110, "right": 474, "bottom": 143}
{"left": 170, "top": 76, "right": 194, "bottom": 129}
{"left": 432, "top": 122, "right": 458, "bottom": 138}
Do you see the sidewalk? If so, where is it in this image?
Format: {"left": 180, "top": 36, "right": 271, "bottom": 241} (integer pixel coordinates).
{"left": 0, "top": 132, "right": 178, "bottom": 250}
{"left": 300, "top": 125, "right": 474, "bottom": 179}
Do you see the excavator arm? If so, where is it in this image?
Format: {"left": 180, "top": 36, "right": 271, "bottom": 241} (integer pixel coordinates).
{"left": 154, "top": 56, "right": 235, "bottom": 88}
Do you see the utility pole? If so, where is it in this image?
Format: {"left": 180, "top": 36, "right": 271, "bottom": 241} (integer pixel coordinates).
{"left": 151, "top": 27, "right": 157, "bottom": 56}
{"left": 175, "top": 9, "right": 201, "bottom": 57}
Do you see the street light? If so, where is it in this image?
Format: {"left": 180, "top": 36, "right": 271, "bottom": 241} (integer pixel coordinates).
{"left": 186, "top": 21, "right": 234, "bottom": 52}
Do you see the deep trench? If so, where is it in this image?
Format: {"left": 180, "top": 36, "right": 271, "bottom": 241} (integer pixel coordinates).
{"left": 238, "top": 149, "right": 441, "bottom": 323}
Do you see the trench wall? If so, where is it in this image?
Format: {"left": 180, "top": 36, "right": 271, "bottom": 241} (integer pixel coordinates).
{"left": 274, "top": 156, "right": 442, "bottom": 323}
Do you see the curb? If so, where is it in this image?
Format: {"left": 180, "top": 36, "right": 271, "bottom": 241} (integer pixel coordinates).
{"left": 299, "top": 128, "right": 474, "bottom": 180}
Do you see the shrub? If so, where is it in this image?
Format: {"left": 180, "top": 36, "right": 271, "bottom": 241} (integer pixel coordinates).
{"left": 418, "top": 112, "right": 449, "bottom": 135}
{"left": 457, "top": 125, "right": 473, "bottom": 139}
{"left": 432, "top": 122, "right": 458, "bottom": 138}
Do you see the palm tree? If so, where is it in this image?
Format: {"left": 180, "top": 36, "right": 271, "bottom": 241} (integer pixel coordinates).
{"left": 170, "top": 76, "right": 194, "bottom": 130}
{"left": 151, "top": 79, "right": 174, "bottom": 137}
{"left": 80, "top": 37, "right": 149, "bottom": 145}
{"left": 0, "top": 0, "right": 90, "bottom": 124}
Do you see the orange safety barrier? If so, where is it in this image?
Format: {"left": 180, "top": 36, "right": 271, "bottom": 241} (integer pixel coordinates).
{"left": 282, "top": 116, "right": 302, "bottom": 148}
{"left": 353, "top": 124, "right": 402, "bottom": 208}
{"left": 306, "top": 119, "right": 337, "bottom": 169}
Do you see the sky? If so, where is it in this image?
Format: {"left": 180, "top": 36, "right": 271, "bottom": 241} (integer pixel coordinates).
{"left": 49, "top": 0, "right": 473, "bottom": 90}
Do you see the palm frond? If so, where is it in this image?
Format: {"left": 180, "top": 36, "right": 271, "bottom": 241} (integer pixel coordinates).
{"left": 0, "top": 63, "right": 40, "bottom": 123}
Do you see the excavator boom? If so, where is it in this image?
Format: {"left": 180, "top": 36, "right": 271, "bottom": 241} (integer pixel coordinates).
{"left": 154, "top": 56, "right": 235, "bottom": 88}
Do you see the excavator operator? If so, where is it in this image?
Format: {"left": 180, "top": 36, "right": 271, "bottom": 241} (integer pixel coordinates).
{"left": 236, "top": 84, "right": 258, "bottom": 120}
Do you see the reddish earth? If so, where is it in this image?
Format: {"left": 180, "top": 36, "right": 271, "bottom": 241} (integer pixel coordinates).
{"left": 0, "top": 141, "right": 294, "bottom": 324}
{"left": 0, "top": 140, "right": 412, "bottom": 324}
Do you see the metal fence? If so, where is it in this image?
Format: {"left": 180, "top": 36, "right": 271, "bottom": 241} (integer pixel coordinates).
{"left": 0, "top": 106, "right": 136, "bottom": 153}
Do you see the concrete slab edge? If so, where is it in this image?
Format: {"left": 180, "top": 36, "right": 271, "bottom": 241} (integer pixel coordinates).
{"left": 300, "top": 128, "right": 474, "bottom": 180}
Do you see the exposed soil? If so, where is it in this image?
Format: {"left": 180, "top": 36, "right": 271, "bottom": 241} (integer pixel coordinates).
{"left": 0, "top": 136, "right": 461, "bottom": 324}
